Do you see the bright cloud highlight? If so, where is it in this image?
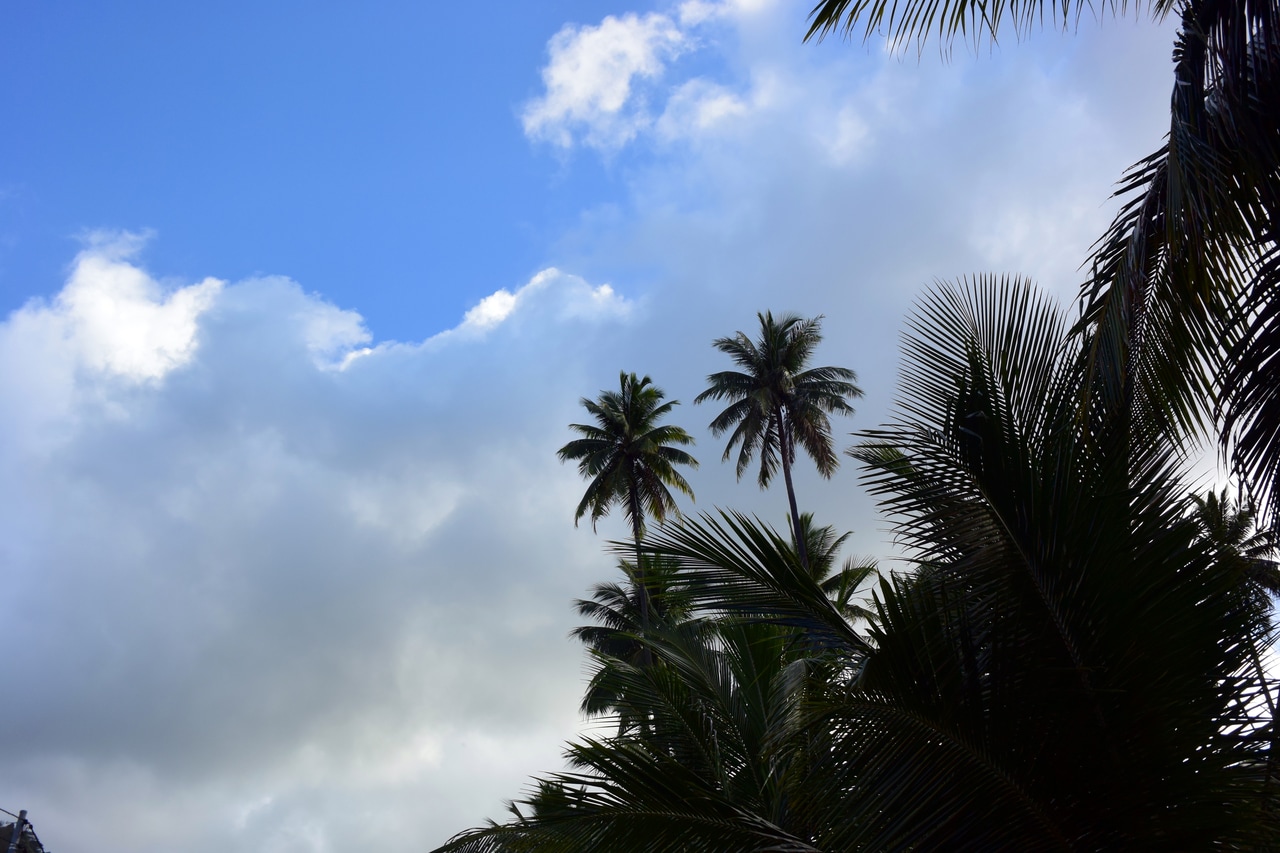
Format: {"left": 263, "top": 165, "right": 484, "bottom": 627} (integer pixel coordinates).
{"left": 15, "top": 235, "right": 221, "bottom": 384}
{"left": 429, "top": 267, "right": 633, "bottom": 344}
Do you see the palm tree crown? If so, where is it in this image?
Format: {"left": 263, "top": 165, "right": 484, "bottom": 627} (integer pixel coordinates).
{"left": 558, "top": 371, "right": 699, "bottom": 540}
{"left": 695, "top": 311, "right": 861, "bottom": 568}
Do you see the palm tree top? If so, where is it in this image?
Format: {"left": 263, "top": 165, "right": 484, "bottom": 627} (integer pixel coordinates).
{"left": 695, "top": 311, "right": 861, "bottom": 486}
{"left": 558, "top": 371, "right": 699, "bottom": 536}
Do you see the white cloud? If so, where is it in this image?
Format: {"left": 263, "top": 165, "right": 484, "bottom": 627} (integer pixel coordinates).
{"left": 818, "top": 103, "right": 872, "bottom": 166}
{"left": 461, "top": 287, "right": 519, "bottom": 331}
{"left": 523, "top": 12, "right": 687, "bottom": 149}
{"left": 523, "top": 1, "right": 794, "bottom": 151}
{"left": 60, "top": 246, "right": 221, "bottom": 382}
{"left": 346, "top": 472, "right": 464, "bottom": 548}
{"left": 427, "top": 267, "right": 633, "bottom": 345}
{"left": 5, "top": 233, "right": 221, "bottom": 386}
{"left": 299, "top": 297, "right": 372, "bottom": 367}
{"left": 677, "top": 0, "right": 722, "bottom": 26}
{"left": 0, "top": 234, "right": 224, "bottom": 460}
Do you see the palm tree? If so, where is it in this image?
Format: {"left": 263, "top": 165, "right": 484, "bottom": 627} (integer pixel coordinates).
{"left": 1190, "top": 488, "right": 1280, "bottom": 723}
{"left": 557, "top": 371, "right": 699, "bottom": 629}
{"left": 1191, "top": 488, "right": 1280, "bottom": 608}
{"left": 571, "top": 554, "right": 697, "bottom": 729}
{"left": 435, "top": 281, "right": 1276, "bottom": 851}
{"left": 695, "top": 311, "right": 861, "bottom": 571}
{"left": 432, "top": 513, "right": 859, "bottom": 853}
{"left": 808, "top": 0, "right": 1280, "bottom": 523}
{"left": 791, "top": 511, "right": 879, "bottom": 623}
{"left": 651, "top": 279, "right": 1276, "bottom": 849}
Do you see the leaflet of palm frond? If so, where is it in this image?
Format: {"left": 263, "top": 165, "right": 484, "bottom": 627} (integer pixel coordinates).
{"left": 1078, "top": 136, "right": 1225, "bottom": 443}
{"left": 440, "top": 751, "right": 823, "bottom": 853}
{"left": 1222, "top": 240, "right": 1280, "bottom": 524}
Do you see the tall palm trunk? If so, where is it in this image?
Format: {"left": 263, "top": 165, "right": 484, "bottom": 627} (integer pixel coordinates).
{"left": 626, "top": 475, "right": 656, "bottom": 678}
{"left": 776, "top": 408, "right": 810, "bottom": 571}
{"left": 627, "top": 472, "right": 651, "bottom": 636}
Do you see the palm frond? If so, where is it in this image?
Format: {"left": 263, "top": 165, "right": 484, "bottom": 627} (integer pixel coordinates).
{"left": 805, "top": 0, "right": 1162, "bottom": 53}
{"left": 840, "top": 276, "right": 1276, "bottom": 848}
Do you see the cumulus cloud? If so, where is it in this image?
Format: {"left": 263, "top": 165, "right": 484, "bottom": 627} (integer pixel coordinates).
{"left": 60, "top": 247, "right": 221, "bottom": 381}
{"left": 6, "top": 234, "right": 219, "bottom": 390}
{"left": 0, "top": 242, "right": 640, "bottom": 853}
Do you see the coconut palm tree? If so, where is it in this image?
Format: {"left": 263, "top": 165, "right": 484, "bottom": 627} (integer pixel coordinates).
{"left": 1190, "top": 488, "right": 1280, "bottom": 725}
{"left": 791, "top": 511, "right": 879, "bottom": 623}
{"left": 435, "top": 625, "right": 829, "bottom": 853}
{"left": 808, "top": 0, "right": 1280, "bottom": 523}
{"left": 571, "top": 554, "right": 698, "bottom": 729}
{"left": 695, "top": 312, "right": 861, "bottom": 571}
{"left": 558, "top": 371, "right": 699, "bottom": 628}
{"left": 567, "top": 516, "right": 876, "bottom": 742}
{"left": 1191, "top": 488, "right": 1280, "bottom": 608}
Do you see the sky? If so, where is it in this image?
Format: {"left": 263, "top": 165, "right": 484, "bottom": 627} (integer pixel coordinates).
{"left": 0, "top": 2, "right": 1185, "bottom": 850}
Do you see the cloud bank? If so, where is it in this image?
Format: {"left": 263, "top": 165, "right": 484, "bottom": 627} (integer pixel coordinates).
{"left": 0, "top": 237, "right": 641, "bottom": 853}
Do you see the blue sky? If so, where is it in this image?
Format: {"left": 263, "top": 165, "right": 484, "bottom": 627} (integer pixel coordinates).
{"left": 0, "top": 2, "right": 1183, "bottom": 851}
{"left": 0, "top": 1, "right": 639, "bottom": 339}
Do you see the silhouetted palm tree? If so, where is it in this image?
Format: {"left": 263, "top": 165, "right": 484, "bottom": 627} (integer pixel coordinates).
{"left": 558, "top": 371, "right": 698, "bottom": 628}
{"left": 696, "top": 312, "right": 861, "bottom": 570}
{"left": 433, "top": 512, "right": 860, "bottom": 853}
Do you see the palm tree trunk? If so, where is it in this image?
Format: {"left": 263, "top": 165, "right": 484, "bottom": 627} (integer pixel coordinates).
{"left": 777, "top": 409, "right": 810, "bottom": 571}
{"left": 627, "top": 477, "right": 652, "bottom": 638}
{"left": 627, "top": 482, "right": 657, "bottom": 690}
